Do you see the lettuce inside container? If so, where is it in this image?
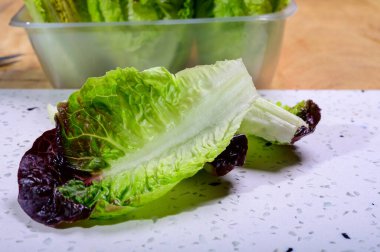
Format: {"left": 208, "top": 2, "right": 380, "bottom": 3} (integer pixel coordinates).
{"left": 10, "top": 1, "right": 297, "bottom": 89}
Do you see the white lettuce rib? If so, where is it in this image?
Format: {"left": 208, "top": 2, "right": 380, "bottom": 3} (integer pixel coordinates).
{"left": 104, "top": 59, "right": 256, "bottom": 177}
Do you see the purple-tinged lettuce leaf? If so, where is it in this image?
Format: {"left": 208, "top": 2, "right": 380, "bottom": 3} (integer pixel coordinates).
{"left": 204, "top": 134, "right": 248, "bottom": 176}
{"left": 239, "top": 98, "right": 321, "bottom": 144}
{"left": 286, "top": 100, "right": 321, "bottom": 144}
{"left": 17, "top": 128, "right": 92, "bottom": 226}
{"left": 18, "top": 59, "right": 256, "bottom": 225}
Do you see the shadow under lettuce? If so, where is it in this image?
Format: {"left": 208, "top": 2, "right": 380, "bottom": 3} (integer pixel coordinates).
{"left": 58, "top": 136, "right": 300, "bottom": 228}
{"left": 59, "top": 170, "right": 232, "bottom": 228}
{"left": 243, "top": 135, "right": 301, "bottom": 172}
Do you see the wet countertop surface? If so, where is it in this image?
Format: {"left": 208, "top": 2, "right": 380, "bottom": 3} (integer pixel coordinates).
{"left": 1, "top": 90, "right": 379, "bottom": 251}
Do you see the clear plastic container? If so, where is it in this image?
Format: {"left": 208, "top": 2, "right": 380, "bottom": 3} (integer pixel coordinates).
{"left": 10, "top": 1, "right": 297, "bottom": 89}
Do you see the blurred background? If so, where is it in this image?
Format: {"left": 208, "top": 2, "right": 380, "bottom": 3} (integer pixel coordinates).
{"left": 1, "top": 0, "right": 379, "bottom": 89}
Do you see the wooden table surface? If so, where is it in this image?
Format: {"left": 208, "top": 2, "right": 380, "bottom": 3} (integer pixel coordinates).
{"left": 1, "top": 0, "right": 379, "bottom": 89}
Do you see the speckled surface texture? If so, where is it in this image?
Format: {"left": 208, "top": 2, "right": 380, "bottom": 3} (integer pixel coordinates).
{"left": 1, "top": 90, "right": 379, "bottom": 252}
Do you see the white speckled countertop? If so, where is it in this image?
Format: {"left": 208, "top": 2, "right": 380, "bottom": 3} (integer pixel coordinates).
{"left": 0, "top": 90, "right": 379, "bottom": 252}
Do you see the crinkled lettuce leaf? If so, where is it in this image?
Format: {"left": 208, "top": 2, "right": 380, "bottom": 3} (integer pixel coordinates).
{"left": 55, "top": 59, "right": 256, "bottom": 219}
{"left": 125, "top": 0, "right": 194, "bottom": 21}
{"left": 195, "top": 0, "right": 287, "bottom": 18}
{"left": 23, "top": 0, "right": 290, "bottom": 22}
{"left": 24, "top": 0, "right": 195, "bottom": 22}
{"left": 86, "top": 0, "right": 126, "bottom": 22}
{"left": 18, "top": 58, "right": 321, "bottom": 226}
{"left": 24, "top": 0, "right": 91, "bottom": 22}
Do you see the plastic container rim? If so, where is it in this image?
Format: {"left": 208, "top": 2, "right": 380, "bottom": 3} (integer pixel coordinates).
{"left": 10, "top": 0, "right": 297, "bottom": 29}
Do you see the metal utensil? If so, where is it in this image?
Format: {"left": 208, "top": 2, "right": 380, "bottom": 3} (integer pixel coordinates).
{"left": 0, "top": 54, "right": 22, "bottom": 67}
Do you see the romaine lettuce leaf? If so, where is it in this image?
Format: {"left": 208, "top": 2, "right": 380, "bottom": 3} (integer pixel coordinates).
{"left": 239, "top": 98, "right": 321, "bottom": 144}
{"left": 24, "top": 0, "right": 91, "bottom": 22}
{"left": 18, "top": 59, "right": 321, "bottom": 226}
{"left": 18, "top": 59, "right": 256, "bottom": 224}
{"left": 271, "top": 0, "right": 291, "bottom": 12}
{"left": 23, "top": 0, "right": 49, "bottom": 22}
{"left": 87, "top": 0, "right": 125, "bottom": 22}
{"left": 24, "top": 0, "right": 195, "bottom": 22}
{"left": 244, "top": 0, "right": 273, "bottom": 15}
{"left": 166, "top": 0, "right": 194, "bottom": 19}
{"left": 55, "top": 59, "right": 256, "bottom": 219}
{"left": 195, "top": 0, "right": 275, "bottom": 18}
{"left": 239, "top": 97, "right": 305, "bottom": 144}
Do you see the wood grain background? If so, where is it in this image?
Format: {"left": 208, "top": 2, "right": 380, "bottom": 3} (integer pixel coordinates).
{"left": 1, "top": 0, "right": 379, "bottom": 89}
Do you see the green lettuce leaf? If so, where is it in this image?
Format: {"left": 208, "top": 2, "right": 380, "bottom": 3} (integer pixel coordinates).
{"left": 195, "top": 0, "right": 275, "bottom": 18}
{"left": 239, "top": 98, "right": 321, "bottom": 144}
{"left": 55, "top": 59, "right": 256, "bottom": 218}
{"left": 24, "top": 0, "right": 91, "bottom": 22}
{"left": 271, "top": 0, "right": 291, "bottom": 12}
{"left": 156, "top": 0, "right": 194, "bottom": 19}
{"left": 212, "top": 0, "right": 247, "bottom": 17}
{"left": 239, "top": 97, "right": 306, "bottom": 144}
{"left": 244, "top": 0, "right": 273, "bottom": 15}
{"left": 24, "top": 0, "right": 195, "bottom": 22}
{"left": 87, "top": 0, "right": 125, "bottom": 22}
{"left": 23, "top": 0, "right": 48, "bottom": 22}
